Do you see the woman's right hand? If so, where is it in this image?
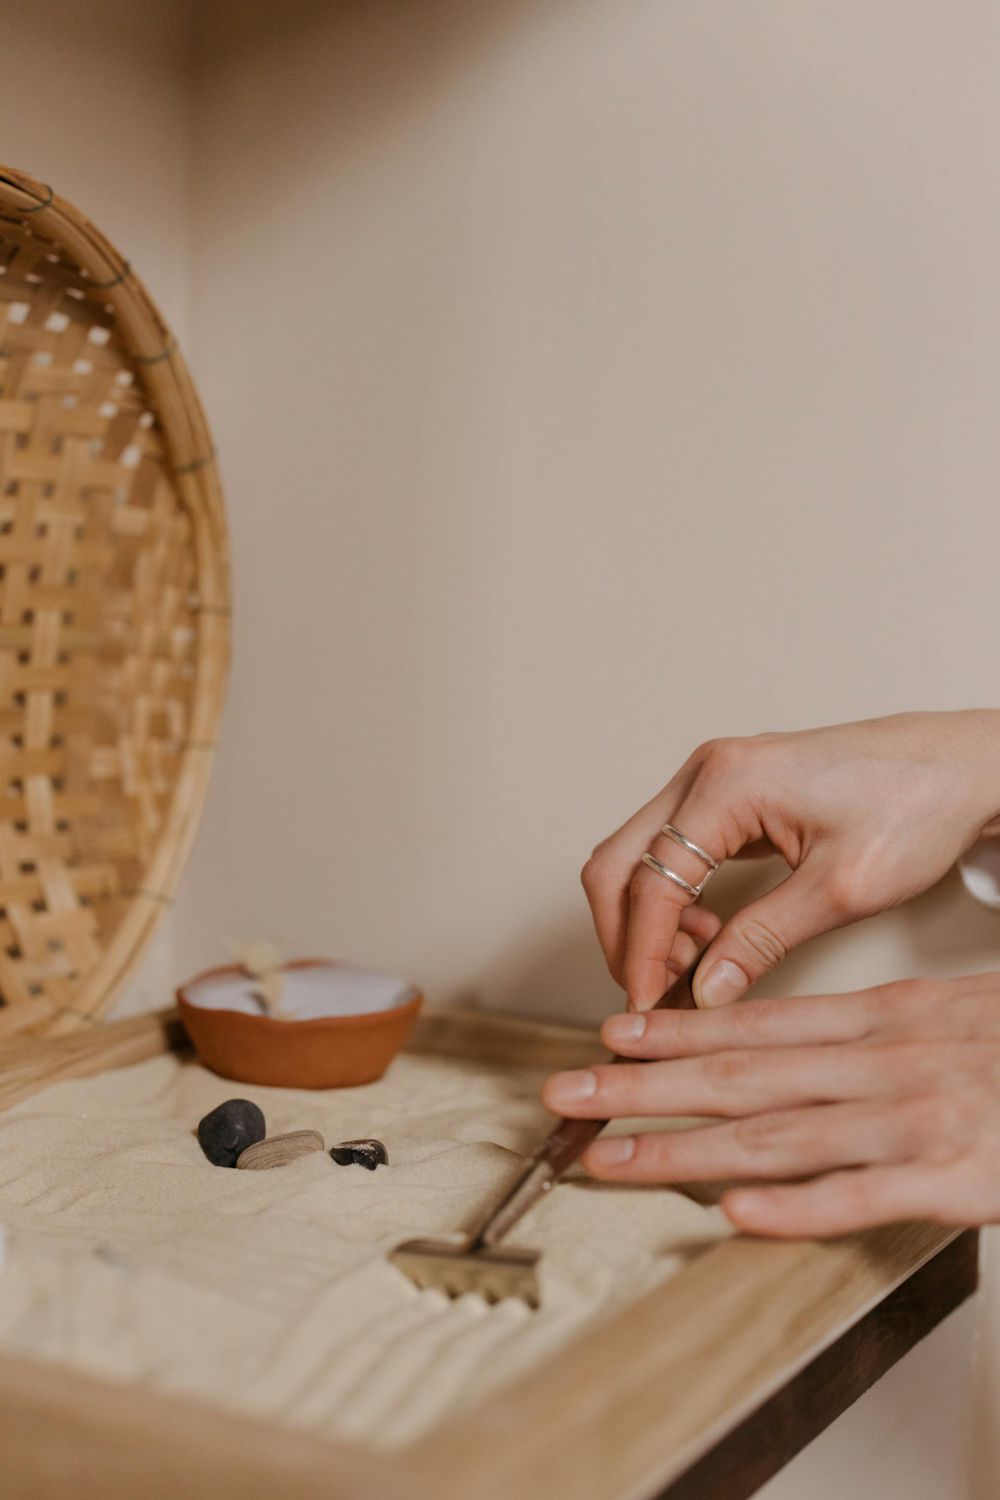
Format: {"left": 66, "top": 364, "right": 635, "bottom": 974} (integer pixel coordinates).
{"left": 581, "top": 711, "right": 1000, "bottom": 1013}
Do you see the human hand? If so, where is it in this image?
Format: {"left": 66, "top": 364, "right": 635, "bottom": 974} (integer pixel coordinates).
{"left": 542, "top": 973, "right": 1000, "bottom": 1236}
{"left": 581, "top": 710, "right": 1000, "bottom": 1011}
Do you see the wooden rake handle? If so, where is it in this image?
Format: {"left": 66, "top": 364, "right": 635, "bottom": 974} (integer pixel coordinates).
{"left": 534, "top": 960, "right": 699, "bottom": 1177}
{"left": 472, "top": 961, "right": 700, "bottom": 1248}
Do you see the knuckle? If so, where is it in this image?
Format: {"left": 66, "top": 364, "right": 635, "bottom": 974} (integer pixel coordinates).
{"left": 630, "top": 864, "right": 681, "bottom": 907}
{"left": 911, "top": 1093, "right": 976, "bottom": 1165}
{"left": 915, "top": 1093, "right": 956, "bottom": 1139}
{"left": 699, "top": 736, "right": 746, "bottom": 779}
{"left": 733, "top": 1112, "right": 787, "bottom": 1155}
{"left": 693, "top": 737, "right": 725, "bottom": 762}
{"left": 703, "top": 1049, "right": 754, "bottom": 1089}
{"left": 838, "top": 1175, "right": 873, "bottom": 1215}
{"left": 736, "top": 997, "right": 782, "bottom": 1040}
{"left": 648, "top": 1008, "right": 686, "bottom": 1054}
{"left": 634, "top": 1134, "right": 671, "bottom": 1174}
{"left": 825, "top": 855, "right": 884, "bottom": 921}
{"left": 823, "top": 868, "right": 866, "bottom": 920}
{"left": 865, "top": 979, "right": 931, "bottom": 1028}
{"left": 885, "top": 977, "right": 932, "bottom": 1005}
{"left": 581, "top": 843, "right": 615, "bottom": 892}
{"left": 735, "top": 918, "right": 787, "bottom": 972}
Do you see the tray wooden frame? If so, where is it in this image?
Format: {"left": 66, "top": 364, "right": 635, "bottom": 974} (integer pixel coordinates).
{"left": 0, "top": 1006, "right": 977, "bottom": 1500}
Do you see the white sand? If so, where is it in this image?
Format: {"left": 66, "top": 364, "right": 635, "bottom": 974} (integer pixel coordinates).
{"left": 0, "top": 1048, "right": 730, "bottom": 1448}
{"left": 183, "top": 963, "right": 418, "bottom": 1019}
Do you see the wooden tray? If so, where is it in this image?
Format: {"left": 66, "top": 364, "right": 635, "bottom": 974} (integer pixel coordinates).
{"left": 0, "top": 1006, "right": 977, "bottom": 1500}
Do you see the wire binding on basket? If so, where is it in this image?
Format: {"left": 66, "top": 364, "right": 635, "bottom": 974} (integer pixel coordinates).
{"left": 0, "top": 176, "right": 54, "bottom": 213}
{"left": 86, "top": 263, "right": 131, "bottom": 290}
{"left": 174, "top": 451, "right": 217, "bottom": 476}
{"left": 130, "top": 340, "right": 177, "bottom": 366}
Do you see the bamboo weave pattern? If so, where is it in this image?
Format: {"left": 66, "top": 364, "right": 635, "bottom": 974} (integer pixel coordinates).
{"left": 0, "top": 166, "right": 229, "bottom": 1035}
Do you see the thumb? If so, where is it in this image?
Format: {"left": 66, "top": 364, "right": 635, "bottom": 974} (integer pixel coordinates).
{"left": 692, "top": 866, "right": 835, "bottom": 1008}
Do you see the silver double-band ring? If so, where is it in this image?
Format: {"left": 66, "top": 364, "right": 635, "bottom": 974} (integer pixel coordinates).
{"left": 640, "top": 822, "right": 721, "bottom": 901}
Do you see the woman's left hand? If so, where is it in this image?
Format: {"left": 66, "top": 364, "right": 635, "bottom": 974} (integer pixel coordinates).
{"left": 541, "top": 973, "right": 1000, "bottom": 1237}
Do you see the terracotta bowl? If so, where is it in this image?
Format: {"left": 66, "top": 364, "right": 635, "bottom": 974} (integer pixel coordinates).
{"left": 177, "top": 960, "right": 422, "bottom": 1089}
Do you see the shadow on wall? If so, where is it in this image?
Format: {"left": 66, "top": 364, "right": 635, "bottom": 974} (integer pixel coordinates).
{"left": 194, "top": 0, "right": 552, "bottom": 179}
{"left": 709, "top": 859, "right": 1000, "bottom": 995}
{"left": 467, "top": 911, "right": 622, "bottom": 1025}
{"left": 477, "top": 858, "right": 1000, "bottom": 1026}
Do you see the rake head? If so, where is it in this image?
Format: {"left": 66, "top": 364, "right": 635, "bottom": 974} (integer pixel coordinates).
{"left": 389, "top": 1237, "right": 541, "bottom": 1308}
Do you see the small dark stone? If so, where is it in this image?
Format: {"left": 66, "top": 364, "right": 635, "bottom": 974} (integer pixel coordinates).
{"left": 330, "top": 1138, "right": 388, "bottom": 1171}
{"left": 197, "top": 1099, "right": 266, "bottom": 1168}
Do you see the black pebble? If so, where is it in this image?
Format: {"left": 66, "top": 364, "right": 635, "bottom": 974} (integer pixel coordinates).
{"left": 330, "top": 1139, "right": 388, "bottom": 1171}
{"left": 198, "top": 1099, "right": 266, "bottom": 1168}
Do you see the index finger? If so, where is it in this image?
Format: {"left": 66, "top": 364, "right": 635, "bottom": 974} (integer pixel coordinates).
{"left": 602, "top": 989, "right": 875, "bottom": 1057}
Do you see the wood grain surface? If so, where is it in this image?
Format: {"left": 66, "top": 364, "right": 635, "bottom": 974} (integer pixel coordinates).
{"left": 0, "top": 1008, "right": 185, "bottom": 1112}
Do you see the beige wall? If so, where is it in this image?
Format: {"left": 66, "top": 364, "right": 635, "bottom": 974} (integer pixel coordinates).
{"left": 180, "top": 0, "right": 1000, "bottom": 1025}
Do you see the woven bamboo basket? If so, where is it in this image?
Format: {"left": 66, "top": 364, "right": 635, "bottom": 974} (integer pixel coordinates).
{"left": 0, "top": 164, "right": 229, "bottom": 1039}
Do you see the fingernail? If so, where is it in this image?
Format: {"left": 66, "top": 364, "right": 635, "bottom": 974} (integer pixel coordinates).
{"left": 548, "top": 1069, "right": 598, "bottom": 1105}
{"left": 604, "top": 1013, "right": 646, "bottom": 1045}
{"left": 588, "top": 1136, "right": 636, "bottom": 1167}
{"left": 697, "top": 959, "right": 748, "bottom": 1008}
